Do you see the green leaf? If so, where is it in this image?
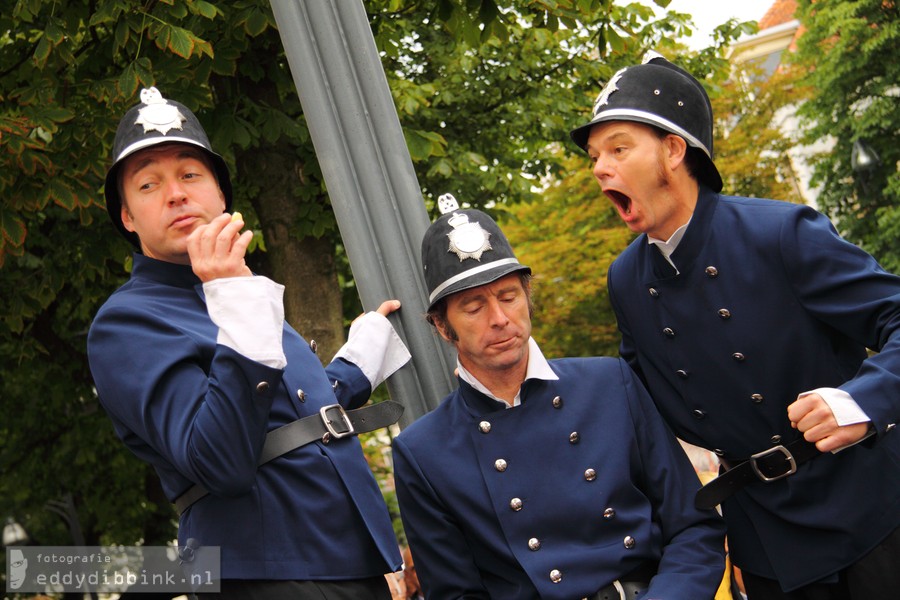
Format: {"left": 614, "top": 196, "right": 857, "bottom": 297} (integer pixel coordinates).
{"left": 403, "top": 129, "right": 435, "bottom": 161}
{"left": 0, "top": 208, "right": 26, "bottom": 247}
{"left": 134, "top": 57, "right": 156, "bottom": 88}
{"left": 165, "top": 26, "right": 196, "bottom": 59}
{"left": 40, "top": 107, "right": 76, "bottom": 125}
{"left": 194, "top": 0, "right": 220, "bottom": 19}
{"left": 46, "top": 178, "right": 77, "bottom": 210}
{"left": 114, "top": 20, "right": 130, "bottom": 50}
{"left": 18, "top": 149, "right": 52, "bottom": 175}
{"left": 45, "top": 21, "right": 65, "bottom": 45}
{"left": 117, "top": 64, "right": 139, "bottom": 97}
{"left": 244, "top": 8, "right": 269, "bottom": 37}
{"left": 33, "top": 35, "right": 52, "bottom": 68}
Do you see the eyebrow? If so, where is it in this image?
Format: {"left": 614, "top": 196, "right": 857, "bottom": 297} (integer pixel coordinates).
{"left": 600, "top": 130, "right": 632, "bottom": 145}
{"left": 494, "top": 284, "right": 521, "bottom": 296}
{"left": 456, "top": 291, "right": 487, "bottom": 307}
{"left": 457, "top": 283, "right": 520, "bottom": 306}
{"left": 125, "top": 147, "right": 209, "bottom": 177}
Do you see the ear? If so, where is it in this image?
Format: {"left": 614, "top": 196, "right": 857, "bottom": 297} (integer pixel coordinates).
{"left": 663, "top": 134, "right": 688, "bottom": 170}
{"left": 121, "top": 203, "right": 136, "bottom": 233}
{"left": 434, "top": 319, "right": 453, "bottom": 343}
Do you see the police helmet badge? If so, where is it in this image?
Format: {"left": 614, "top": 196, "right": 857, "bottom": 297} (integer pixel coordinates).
{"left": 421, "top": 194, "right": 530, "bottom": 309}
{"left": 134, "top": 87, "right": 186, "bottom": 135}
{"left": 439, "top": 194, "right": 492, "bottom": 262}
{"left": 593, "top": 68, "right": 625, "bottom": 112}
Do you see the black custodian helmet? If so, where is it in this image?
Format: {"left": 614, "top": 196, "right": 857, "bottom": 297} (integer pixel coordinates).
{"left": 104, "top": 87, "right": 233, "bottom": 249}
{"left": 421, "top": 194, "right": 531, "bottom": 311}
{"left": 569, "top": 51, "right": 722, "bottom": 192}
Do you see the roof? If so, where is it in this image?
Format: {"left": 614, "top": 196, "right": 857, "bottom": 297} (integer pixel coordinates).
{"left": 759, "top": 0, "right": 798, "bottom": 30}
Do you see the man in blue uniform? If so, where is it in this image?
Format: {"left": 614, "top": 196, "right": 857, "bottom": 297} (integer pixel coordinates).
{"left": 392, "top": 194, "right": 725, "bottom": 599}
{"left": 569, "top": 52, "right": 900, "bottom": 599}
{"left": 88, "top": 88, "right": 411, "bottom": 599}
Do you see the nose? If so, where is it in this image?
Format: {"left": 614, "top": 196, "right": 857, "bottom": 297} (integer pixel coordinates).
{"left": 592, "top": 154, "right": 613, "bottom": 180}
{"left": 486, "top": 298, "right": 510, "bottom": 328}
{"left": 165, "top": 178, "right": 189, "bottom": 206}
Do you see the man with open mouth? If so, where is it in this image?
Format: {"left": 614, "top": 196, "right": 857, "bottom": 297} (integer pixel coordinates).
{"left": 570, "top": 51, "right": 900, "bottom": 600}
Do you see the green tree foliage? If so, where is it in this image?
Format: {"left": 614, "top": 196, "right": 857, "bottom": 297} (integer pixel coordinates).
{"left": 372, "top": 0, "right": 697, "bottom": 214}
{"left": 501, "top": 151, "right": 627, "bottom": 359}
{"left": 791, "top": 0, "right": 900, "bottom": 271}
{"left": 713, "top": 61, "right": 810, "bottom": 204}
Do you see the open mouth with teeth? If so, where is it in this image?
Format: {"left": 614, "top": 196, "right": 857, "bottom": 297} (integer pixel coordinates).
{"left": 605, "top": 189, "right": 633, "bottom": 218}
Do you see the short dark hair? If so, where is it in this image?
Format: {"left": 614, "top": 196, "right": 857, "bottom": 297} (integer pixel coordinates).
{"left": 647, "top": 125, "right": 702, "bottom": 182}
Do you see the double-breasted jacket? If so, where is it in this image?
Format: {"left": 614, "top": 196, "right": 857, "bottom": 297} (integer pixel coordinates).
{"left": 393, "top": 355, "right": 725, "bottom": 600}
{"left": 88, "top": 255, "right": 401, "bottom": 580}
{"left": 607, "top": 189, "right": 900, "bottom": 590}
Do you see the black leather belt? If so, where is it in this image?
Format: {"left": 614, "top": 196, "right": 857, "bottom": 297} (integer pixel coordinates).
{"left": 584, "top": 579, "right": 647, "bottom": 600}
{"left": 173, "top": 401, "right": 404, "bottom": 515}
{"left": 584, "top": 561, "right": 656, "bottom": 600}
{"left": 694, "top": 438, "right": 821, "bottom": 510}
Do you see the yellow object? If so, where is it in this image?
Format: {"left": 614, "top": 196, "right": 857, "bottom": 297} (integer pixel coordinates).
{"left": 231, "top": 211, "right": 242, "bottom": 223}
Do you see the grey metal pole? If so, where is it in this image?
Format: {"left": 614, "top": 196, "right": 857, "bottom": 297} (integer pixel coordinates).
{"left": 270, "top": 0, "right": 455, "bottom": 424}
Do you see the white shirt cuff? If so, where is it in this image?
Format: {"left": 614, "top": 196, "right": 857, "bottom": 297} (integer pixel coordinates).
{"left": 799, "top": 387, "right": 874, "bottom": 453}
{"left": 203, "top": 276, "right": 287, "bottom": 369}
{"left": 801, "top": 387, "right": 870, "bottom": 426}
{"left": 333, "top": 311, "right": 411, "bottom": 389}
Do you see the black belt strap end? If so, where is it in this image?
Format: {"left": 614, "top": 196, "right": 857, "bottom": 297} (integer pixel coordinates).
{"left": 694, "top": 439, "right": 821, "bottom": 510}
{"left": 172, "top": 400, "right": 404, "bottom": 516}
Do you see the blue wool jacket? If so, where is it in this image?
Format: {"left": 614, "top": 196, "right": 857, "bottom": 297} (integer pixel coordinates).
{"left": 393, "top": 356, "right": 725, "bottom": 600}
{"left": 88, "top": 254, "right": 401, "bottom": 580}
{"left": 607, "top": 188, "right": 900, "bottom": 591}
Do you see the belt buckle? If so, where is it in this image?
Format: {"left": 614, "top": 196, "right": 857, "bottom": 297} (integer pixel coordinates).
{"left": 749, "top": 444, "right": 797, "bottom": 482}
{"left": 319, "top": 404, "right": 355, "bottom": 439}
{"left": 583, "top": 580, "right": 626, "bottom": 600}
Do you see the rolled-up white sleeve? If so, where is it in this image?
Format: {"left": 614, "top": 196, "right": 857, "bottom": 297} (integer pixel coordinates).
{"left": 334, "top": 311, "right": 411, "bottom": 388}
{"left": 801, "top": 387, "right": 870, "bottom": 425}
{"left": 799, "top": 387, "right": 874, "bottom": 452}
{"left": 203, "top": 276, "right": 287, "bottom": 369}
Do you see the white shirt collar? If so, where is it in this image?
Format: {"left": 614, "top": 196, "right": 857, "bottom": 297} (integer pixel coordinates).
{"left": 648, "top": 219, "right": 691, "bottom": 271}
{"left": 457, "top": 337, "right": 558, "bottom": 408}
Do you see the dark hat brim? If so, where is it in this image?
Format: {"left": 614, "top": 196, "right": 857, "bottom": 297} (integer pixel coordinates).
{"left": 569, "top": 56, "right": 723, "bottom": 193}
{"left": 428, "top": 260, "right": 531, "bottom": 311}
{"left": 569, "top": 112, "right": 723, "bottom": 193}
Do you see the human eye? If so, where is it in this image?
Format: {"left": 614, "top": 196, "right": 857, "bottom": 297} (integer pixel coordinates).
{"left": 499, "top": 289, "right": 521, "bottom": 303}
{"left": 461, "top": 299, "right": 485, "bottom": 315}
{"left": 135, "top": 177, "right": 156, "bottom": 192}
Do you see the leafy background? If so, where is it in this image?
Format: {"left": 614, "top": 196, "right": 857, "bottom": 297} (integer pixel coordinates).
{"left": 1, "top": 0, "right": 894, "bottom": 559}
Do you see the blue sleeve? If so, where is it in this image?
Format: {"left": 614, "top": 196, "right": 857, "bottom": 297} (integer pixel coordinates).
{"left": 780, "top": 207, "right": 900, "bottom": 434}
{"left": 88, "top": 301, "right": 282, "bottom": 499}
{"left": 325, "top": 357, "right": 373, "bottom": 410}
{"left": 392, "top": 436, "right": 490, "bottom": 600}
